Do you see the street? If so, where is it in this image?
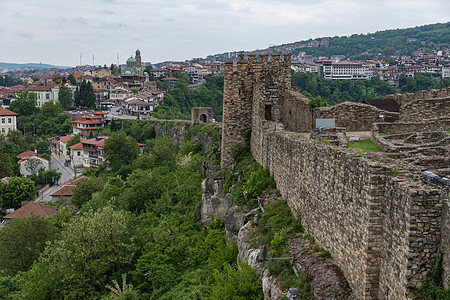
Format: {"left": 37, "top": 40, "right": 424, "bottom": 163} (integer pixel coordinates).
{"left": 37, "top": 154, "right": 75, "bottom": 202}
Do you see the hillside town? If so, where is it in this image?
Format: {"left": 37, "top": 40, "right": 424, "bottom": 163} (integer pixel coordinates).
{"left": 0, "top": 21, "right": 449, "bottom": 299}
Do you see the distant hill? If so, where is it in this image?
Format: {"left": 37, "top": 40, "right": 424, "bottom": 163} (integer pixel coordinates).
{"left": 272, "top": 22, "right": 450, "bottom": 59}
{"left": 0, "top": 62, "right": 71, "bottom": 70}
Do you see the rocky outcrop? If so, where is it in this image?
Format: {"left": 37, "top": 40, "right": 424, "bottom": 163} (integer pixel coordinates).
{"left": 237, "top": 222, "right": 283, "bottom": 300}
{"left": 200, "top": 178, "right": 232, "bottom": 225}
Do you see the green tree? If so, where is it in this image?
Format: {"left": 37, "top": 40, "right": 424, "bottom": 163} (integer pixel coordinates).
{"left": 9, "top": 91, "right": 38, "bottom": 116}
{"left": 67, "top": 74, "right": 77, "bottom": 85}
{"left": 71, "top": 177, "right": 105, "bottom": 208}
{"left": 66, "top": 134, "right": 81, "bottom": 154}
{"left": 210, "top": 261, "right": 263, "bottom": 300}
{"left": 1, "top": 177, "right": 35, "bottom": 209}
{"left": 308, "top": 96, "right": 328, "bottom": 108}
{"left": 74, "top": 80, "right": 96, "bottom": 108}
{"left": 61, "top": 118, "right": 73, "bottom": 135}
{"left": 104, "top": 131, "right": 140, "bottom": 172}
{"left": 0, "top": 152, "right": 13, "bottom": 178}
{"left": 58, "top": 86, "right": 73, "bottom": 109}
{"left": 52, "top": 75, "right": 62, "bottom": 84}
{"left": 21, "top": 206, "right": 135, "bottom": 299}
{"left": 0, "top": 217, "right": 58, "bottom": 275}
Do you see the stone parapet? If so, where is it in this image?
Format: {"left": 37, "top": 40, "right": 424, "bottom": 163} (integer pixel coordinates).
{"left": 250, "top": 120, "right": 447, "bottom": 299}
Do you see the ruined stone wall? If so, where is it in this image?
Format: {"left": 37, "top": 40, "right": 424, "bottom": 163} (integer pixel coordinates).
{"left": 251, "top": 122, "right": 446, "bottom": 299}
{"left": 279, "top": 90, "right": 314, "bottom": 132}
{"left": 443, "top": 198, "right": 450, "bottom": 289}
{"left": 373, "top": 117, "right": 450, "bottom": 134}
{"left": 314, "top": 101, "right": 397, "bottom": 131}
{"left": 385, "top": 87, "right": 450, "bottom": 105}
{"left": 400, "top": 97, "right": 450, "bottom": 122}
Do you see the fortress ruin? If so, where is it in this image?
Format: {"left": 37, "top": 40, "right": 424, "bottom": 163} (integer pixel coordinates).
{"left": 221, "top": 53, "right": 449, "bottom": 299}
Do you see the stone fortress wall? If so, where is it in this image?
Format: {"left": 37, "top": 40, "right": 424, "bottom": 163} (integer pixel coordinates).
{"left": 221, "top": 53, "right": 449, "bottom": 299}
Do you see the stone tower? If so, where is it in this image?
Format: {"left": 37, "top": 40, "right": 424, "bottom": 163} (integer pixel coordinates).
{"left": 135, "top": 49, "right": 142, "bottom": 68}
{"left": 221, "top": 53, "right": 291, "bottom": 169}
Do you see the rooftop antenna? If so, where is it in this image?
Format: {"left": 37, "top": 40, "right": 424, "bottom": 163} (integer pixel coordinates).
{"left": 93, "top": 54, "right": 95, "bottom": 67}
{"left": 117, "top": 53, "right": 119, "bottom": 66}
{"left": 80, "top": 52, "right": 82, "bottom": 66}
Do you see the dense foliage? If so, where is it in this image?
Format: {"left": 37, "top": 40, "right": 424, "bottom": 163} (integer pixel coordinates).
{"left": 152, "top": 74, "right": 224, "bottom": 121}
{"left": 291, "top": 72, "right": 450, "bottom": 105}
{"left": 74, "top": 80, "right": 95, "bottom": 108}
{"left": 0, "top": 124, "right": 263, "bottom": 299}
{"left": 285, "top": 22, "right": 450, "bottom": 58}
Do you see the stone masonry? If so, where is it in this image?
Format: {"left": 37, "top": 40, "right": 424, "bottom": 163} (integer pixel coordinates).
{"left": 221, "top": 55, "right": 449, "bottom": 299}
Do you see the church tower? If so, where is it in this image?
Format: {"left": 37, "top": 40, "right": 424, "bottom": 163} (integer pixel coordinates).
{"left": 135, "top": 49, "right": 142, "bottom": 68}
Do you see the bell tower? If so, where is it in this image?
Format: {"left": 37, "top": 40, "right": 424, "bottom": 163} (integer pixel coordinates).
{"left": 135, "top": 49, "right": 141, "bottom": 68}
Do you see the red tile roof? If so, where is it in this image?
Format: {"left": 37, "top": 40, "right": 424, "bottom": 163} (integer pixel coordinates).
{"left": 26, "top": 84, "right": 58, "bottom": 92}
{"left": 16, "top": 150, "right": 39, "bottom": 159}
{"left": 0, "top": 107, "right": 18, "bottom": 116}
{"left": 69, "top": 142, "right": 83, "bottom": 150}
{"left": 59, "top": 134, "right": 74, "bottom": 143}
{"left": 50, "top": 176, "right": 87, "bottom": 197}
{"left": 3, "top": 202, "right": 57, "bottom": 219}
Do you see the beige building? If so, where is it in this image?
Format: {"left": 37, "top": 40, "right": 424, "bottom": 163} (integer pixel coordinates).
{"left": 0, "top": 107, "right": 17, "bottom": 135}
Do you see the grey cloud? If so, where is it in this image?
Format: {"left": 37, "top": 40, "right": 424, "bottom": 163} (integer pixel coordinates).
{"left": 14, "top": 31, "right": 34, "bottom": 38}
{"left": 97, "top": 9, "right": 116, "bottom": 15}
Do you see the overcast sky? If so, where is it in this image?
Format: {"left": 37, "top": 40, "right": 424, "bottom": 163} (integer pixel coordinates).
{"left": 1, "top": 0, "right": 449, "bottom": 66}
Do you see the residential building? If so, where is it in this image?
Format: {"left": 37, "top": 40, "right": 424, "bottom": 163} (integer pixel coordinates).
{"left": 2, "top": 202, "right": 57, "bottom": 224}
{"left": 50, "top": 176, "right": 87, "bottom": 202}
{"left": 25, "top": 84, "right": 59, "bottom": 107}
{"left": 16, "top": 150, "right": 49, "bottom": 177}
{"left": 72, "top": 112, "right": 107, "bottom": 138}
{"left": 69, "top": 142, "right": 85, "bottom": 173}
{"left": 0, "top": 107, "right": 17, "bottom": 135}
{"left": 110, "top": 86, "right": 132, "bottom": 104}
{"left": 316, "top": 60, "right": 373, "bottom": 80}
{"left": 81, "top": 136, "right": 108, "bottom": 167}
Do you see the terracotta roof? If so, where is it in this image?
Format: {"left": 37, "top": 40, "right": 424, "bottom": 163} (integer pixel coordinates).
{"left": 59, "top": 134, "right": 74, "bottom": 143}
{"left": 3, "top": 202, "right": 57, "bottom": 219}
{"left": 50, "top": 176, "right": 87, "bottom": 197}
{"left": 16, "top": 150, "right": 39, "bottom": 159}
{"left": 82, "top": 136, "right": 108, "bottom": 146}
{"left": 26, "top": 84, "right": 58, "bottom": 92}
{"left": 0, "top": 107, "right": 17, "bottom": 116}
{"left": 73, "top": 119, "right": 102, "bottom": 125}
{"left": 17, "top": 155, "right": 48, "bottom": 165}
{"left": 69, "top": 142, "right": 83, "bottom": 150}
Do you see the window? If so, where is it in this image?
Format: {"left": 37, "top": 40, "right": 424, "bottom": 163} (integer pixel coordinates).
{"left": 1, "top": 118, "right": 4, "bottom": 124}
{"left": 8, "top": 118, "right": 11, "bottom": 123}
{"left": 77, "top": 151, "right": 81, "bottom": 156}
{"left": 1, "top": 128, "right": 5, "bottom": 133}
{"left": 46, "top": 93, "right": 50, "bottom": 100}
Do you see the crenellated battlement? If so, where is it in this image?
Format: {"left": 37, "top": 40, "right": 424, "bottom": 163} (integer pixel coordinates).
{"left": 221, "top": 53, "right": 292, "bottom": 168}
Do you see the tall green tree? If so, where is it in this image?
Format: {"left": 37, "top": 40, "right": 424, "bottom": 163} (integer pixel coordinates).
{"left": 74, "top": 80, "right": 96, "bottom": 108}
{"left": 104, "top": 131, "right": 140, "bottom": 172}
{"left": 21, "top": 206, "right": 135, "bottom": 299}
{"left": 71, "top": 177, "right": 105, "bottom": 208}
{"left": 0, "top": 217, "right": 58, "bottom": 275}
{"left": 0, "top": 152, "right": 13, "bottom": 178}
{"left": 67, "top": 74, "right": 77, "bottom": 85}
{"left": 58, "top": 86, "right": 73, "bottom": 109}
{"left": 9, "top": 91, "right": 38, "bottom": 116}
{"left": 1, "top": 177, "right": 35, "bottom": 209}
